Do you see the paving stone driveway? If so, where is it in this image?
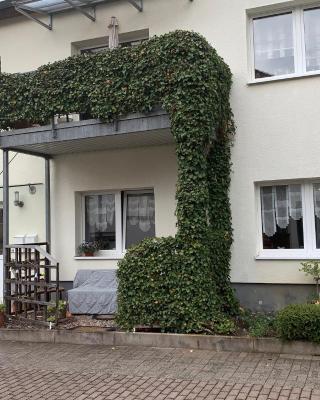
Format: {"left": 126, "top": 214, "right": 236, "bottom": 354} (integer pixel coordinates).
{"left": 0, "top": 341, "right": 320, "bottom": 399}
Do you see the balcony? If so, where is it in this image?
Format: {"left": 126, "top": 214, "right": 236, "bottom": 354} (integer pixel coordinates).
{"left": 0, "top": 109, "right": 171, "bottom": 158}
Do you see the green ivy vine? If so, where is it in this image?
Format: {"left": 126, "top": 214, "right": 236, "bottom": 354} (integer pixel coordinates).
{"left": 0, "top": 30, "right": 238, "bottom": 331}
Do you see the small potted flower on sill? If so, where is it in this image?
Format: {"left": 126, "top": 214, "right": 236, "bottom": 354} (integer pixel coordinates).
{"left": 78, "top": 241, "right": 99, "bottom": 257}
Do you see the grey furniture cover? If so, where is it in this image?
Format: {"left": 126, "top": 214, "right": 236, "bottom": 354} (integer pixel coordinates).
{"left": 68, "top": 269, "right": 118, "bottom": 314}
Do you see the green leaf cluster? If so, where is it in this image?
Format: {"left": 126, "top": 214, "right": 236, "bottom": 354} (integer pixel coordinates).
{"left": 275, "top": 304, "right": 320, "bottom": 342}
{"left": 0, "top": 30, "right": 238, "bottom": 331}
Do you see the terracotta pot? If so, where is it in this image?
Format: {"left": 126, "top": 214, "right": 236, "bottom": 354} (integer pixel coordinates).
{"left": 84, "top": 252, "right": 94, "bottom": 257}
{"left": 0, "top": 312, "right": 5, "bottom": 328}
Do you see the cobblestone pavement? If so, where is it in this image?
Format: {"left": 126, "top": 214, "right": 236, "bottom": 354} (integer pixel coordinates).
{"left": 0, "top": 341, "right": 320, "bottom": 399}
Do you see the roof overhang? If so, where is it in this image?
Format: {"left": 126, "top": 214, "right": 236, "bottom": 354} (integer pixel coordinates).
{"left": 0, "top": 109, "right": 172, "bottom": 158}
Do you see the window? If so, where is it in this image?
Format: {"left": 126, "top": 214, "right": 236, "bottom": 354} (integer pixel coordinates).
{"left": 81, "top": 190, "right": 155, "bottom": 257}
{"left": 258, "top": 181, "right": 320, "bottom": 259}
{"left": 250, "top": 5, "right": 320, "bottom": 81}
{"left": 80, "top": 39, "right": 147, "bottom": 54}
{"left": 84, "top": 194, "right": 117, "bottom": 251}
{"left": 124, "top": 191, "right": 155, "bottom": 249}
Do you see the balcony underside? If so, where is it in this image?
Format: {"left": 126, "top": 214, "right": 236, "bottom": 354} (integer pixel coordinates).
{"left": 0, "top": 109, "right": 172, "bottom": 158}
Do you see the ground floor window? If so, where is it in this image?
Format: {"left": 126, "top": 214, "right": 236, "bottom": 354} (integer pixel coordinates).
{"left": 258, "top": 181, "right": 320, "bottom": 259}
{"left": 82, "top": 189, "right": 155, "bottom": 257}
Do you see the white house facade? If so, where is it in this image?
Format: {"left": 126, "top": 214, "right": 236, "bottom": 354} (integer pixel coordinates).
{"left": 1, "top": 0, "right": 319, "bottom": 310}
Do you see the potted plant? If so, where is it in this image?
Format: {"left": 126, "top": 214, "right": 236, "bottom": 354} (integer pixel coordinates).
{"left": 78, "top": 241, "right": 99, "bottom": 257}
{"left": 47, "top": 300, "right": 68, "bottom": 322}
{"left": 0, "top": 304, "right": 5, "bottom": 328}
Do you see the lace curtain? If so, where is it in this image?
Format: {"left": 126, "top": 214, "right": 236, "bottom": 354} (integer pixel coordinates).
{"left": 127, "top": 194, "right": 155, "bottom": 233}
{"left": 86, "top": 195, "right": 115, "bottom": 232}
{"left": 261, "top": 185, "right": 302, "bottom": 237}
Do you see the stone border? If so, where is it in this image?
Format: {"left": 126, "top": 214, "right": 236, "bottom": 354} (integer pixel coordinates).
{"left": 0, "top": 329, "right": 319, "bottom": 355}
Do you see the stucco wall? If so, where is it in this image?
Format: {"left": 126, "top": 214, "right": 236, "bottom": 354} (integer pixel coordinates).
{"left": 0, "top": 153, "right": 46, "bottom": 244}
{"left": 0, "top": 0, "right": 318, "bottom": 285}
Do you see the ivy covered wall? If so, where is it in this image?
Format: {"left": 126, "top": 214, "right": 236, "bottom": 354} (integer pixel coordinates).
{"left": 0, "top": 30, "right": 238, "bottom": 330}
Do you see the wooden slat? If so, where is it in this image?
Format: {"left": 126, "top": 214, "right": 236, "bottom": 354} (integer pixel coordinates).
{"left": 5, "top": 279, "right": 58, "bottom": 288}
{"left": 5, "top": 262, "right": 58, "bottom": 269}
{"left": 5, "top": 296, "right": 55, "bottom": 307}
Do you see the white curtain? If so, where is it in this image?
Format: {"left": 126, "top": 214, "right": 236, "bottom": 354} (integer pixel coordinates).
{"left": 261, "top": 185, "right": 302, "bottom": 237}
{"left": 127, "top": 194, "right": 155, "bottom": 233}
{"left": 87, "top": 195, "right": 115, "bottom": 232}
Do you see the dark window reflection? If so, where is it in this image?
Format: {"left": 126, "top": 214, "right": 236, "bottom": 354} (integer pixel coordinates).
{"left": 261, "top": 185, "right": 304, "bottom": 249}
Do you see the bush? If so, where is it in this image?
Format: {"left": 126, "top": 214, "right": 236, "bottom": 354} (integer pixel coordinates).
{"left": 275, "top": 304, "right": 320, "bottom": 342}
{"left": 248, "top": 314, "right": 275, "bottom": 337}
{"left": 237, "top": 309, "right": 275, "bottom": 337}
{"left": 117, "top": 237, "right": 220, "bottom": 332}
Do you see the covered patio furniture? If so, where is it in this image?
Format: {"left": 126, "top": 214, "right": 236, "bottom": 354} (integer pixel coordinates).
{"left": 68, "top": 269, "right": 118, "bottom": 314}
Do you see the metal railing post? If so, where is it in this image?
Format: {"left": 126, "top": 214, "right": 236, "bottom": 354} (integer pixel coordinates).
{"left": 3, "top": 150, "right": 9, "bottom": 313}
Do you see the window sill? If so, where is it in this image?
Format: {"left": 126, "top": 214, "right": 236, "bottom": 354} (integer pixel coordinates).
{"left": 255, "top": 254, "right": 320, "bottom": 260}
{"left": 248, "top": 70, "right": 320, "bottom": 85}
{"left": 74, "top": 254, "right": 124, "bottom": 260}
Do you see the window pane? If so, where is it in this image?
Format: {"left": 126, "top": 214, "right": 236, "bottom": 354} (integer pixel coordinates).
{"left": 313, "top": 184, "right": 320, "bottom": 248}
{"left": 253, "top": 13, "right": 295, "bottom": 79}
{"left": 125, "top": 192, "right": 155, "bottom": 249}
{"left": 85, "top": 194, "right": 116, "bottom": 250}
{"left": 260, "top": 185, "right": 304, "bottom": 249}
{"left": 81, "top": 40, "right": 147, "bottom": 54}
{"left": 304, "top": 8, "right": 320, "bottom": 72}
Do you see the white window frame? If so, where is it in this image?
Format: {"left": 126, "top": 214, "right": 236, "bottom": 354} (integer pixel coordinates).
{"left": 248, "top": 3, "right": 320, "bottom": 83}
{"left": 76, "top": 188, "right": 155, "bottom": 259}
{"left": 80, "top": 191, "right": 122, "bottom": 259}
{"left": 256, "top": 180, "right": 320, "bottom": 260}
{"left": 122, "top": 189, "right": 155, "bottom": 252}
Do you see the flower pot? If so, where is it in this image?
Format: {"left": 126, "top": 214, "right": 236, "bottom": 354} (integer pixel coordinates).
{"left": 0, "top": 312, "right": 5, "bottom": 328}
{"left": 84, "top": 252, "right": 94, "bottom": 257}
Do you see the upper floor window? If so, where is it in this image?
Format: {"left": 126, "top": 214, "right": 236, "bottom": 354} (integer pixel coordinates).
{"left": 250, "top": 6, "right": 320, "bottom": 81}
{"left": 80, "top": 39, "right": 147, "bottom": 54}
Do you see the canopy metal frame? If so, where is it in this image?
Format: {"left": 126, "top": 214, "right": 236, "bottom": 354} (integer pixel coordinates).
{"left": 11, "top": 0, "right": 145, "bottom": 30}
{"left": 11, "top": 0, "right": 194, "bottom": 30}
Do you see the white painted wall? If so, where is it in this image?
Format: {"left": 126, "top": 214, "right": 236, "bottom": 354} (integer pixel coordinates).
{"left": 0, "top": 153, "right": 46, "bottom": 243}
{"left": 0, "top": 0, "right": 318, "bottom": 284}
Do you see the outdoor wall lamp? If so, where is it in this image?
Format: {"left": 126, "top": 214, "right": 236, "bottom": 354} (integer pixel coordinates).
{"left": 14, "top": 191, "right": 24, "bottom": 207}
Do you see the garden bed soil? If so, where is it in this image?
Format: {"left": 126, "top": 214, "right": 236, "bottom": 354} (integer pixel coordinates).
{"left": 6, "top": 315, "right": 118, "bottom": 332}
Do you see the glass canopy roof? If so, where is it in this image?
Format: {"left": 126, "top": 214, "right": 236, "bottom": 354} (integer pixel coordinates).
{"left": 11, "top": 0, "right": 143, "bottom": 29}
{"left": 13, "top": 0, "right": 108, "bottom": 14}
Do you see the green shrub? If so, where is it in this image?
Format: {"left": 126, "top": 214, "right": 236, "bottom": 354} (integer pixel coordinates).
{"left": 0, "top": 304, "right": 5, "bottom": 313}
{"left": 275, "top": 304, "right": 320, "bottom": 342}
{"left": 114, "top": 31, "right": 238, "bottom": 331}
{"left": 248, "top": 314, "right": 275, "bottom": 337}
{"left": 117, "top": 237, "right": 220, "bottom": 332}
{"left": 300, "top": 260, "right": 320, "bottom": 301}
{"left": 237, "top": 309, "right": 275, "bottom": 337}
{"left": 212, "top": 315, "right": 236, "bottom": 335}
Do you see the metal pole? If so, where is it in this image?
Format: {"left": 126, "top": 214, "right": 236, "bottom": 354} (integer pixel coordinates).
{"left": 3, "top": 150, "right": 9, "bottom": 312}
{"left": 45, "top": 158, "right": 51, "bottom": 253}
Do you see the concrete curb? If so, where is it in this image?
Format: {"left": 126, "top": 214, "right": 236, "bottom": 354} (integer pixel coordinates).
{"left": 0, "top": 329, "right": 319, "bottom": 355}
